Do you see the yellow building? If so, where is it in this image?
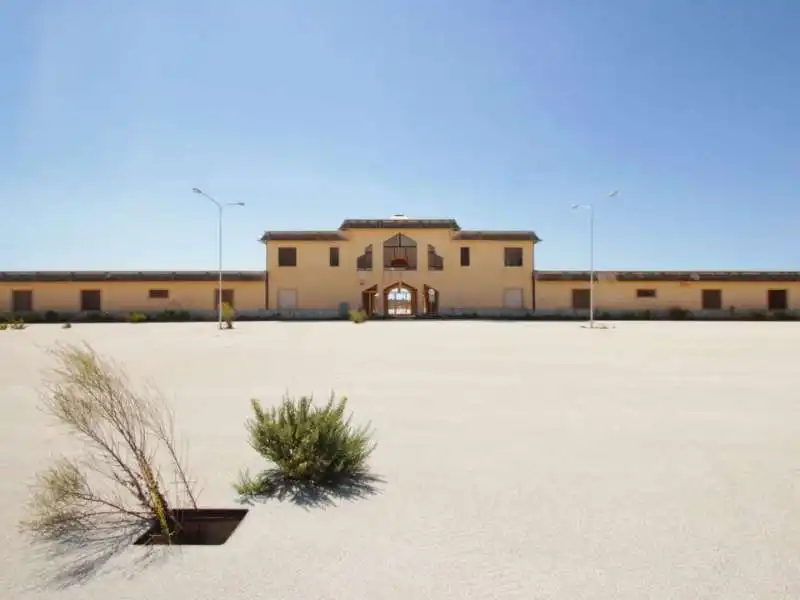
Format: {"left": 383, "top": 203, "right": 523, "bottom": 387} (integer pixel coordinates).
{"left": 1, "top": 215, "right": 799, "bottom": 319}
{"left": 261, "top": 216, "right": 539, "bottom": 318}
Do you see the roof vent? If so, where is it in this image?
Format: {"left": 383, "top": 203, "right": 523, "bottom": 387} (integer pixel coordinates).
{"left": 389, "top": 213, "right": 409, "bottom": 220}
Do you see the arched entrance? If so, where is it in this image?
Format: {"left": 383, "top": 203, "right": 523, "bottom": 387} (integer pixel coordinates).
{"left": 423, "top": 285, "right": 439, "bottom": 316}
{"left": 360, "top": 285, "right": 377, "bottom": 316}
{"left": 383, "top": 282, "right": 418, "bottom": 317}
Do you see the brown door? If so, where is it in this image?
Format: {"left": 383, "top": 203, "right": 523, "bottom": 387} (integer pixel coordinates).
{"left": 11, "top": 290, "right": 33, "bottom": 313}
{"left": 572, "top": 289, "right": 590, "bottom": 310}
{"left": 361, "top": 287, "right": 376, "bottom": 316}
{"left": 213, "top": 289, "right": 235, "bottom": 309}
{"left": 80, "top": 290, "right": 102, "bottom": 311}
{"left": 701, "top": 289, "right": 722, "bottom": 310}
{"left": 767, "top": 289, "right": 788, "bottom": 311}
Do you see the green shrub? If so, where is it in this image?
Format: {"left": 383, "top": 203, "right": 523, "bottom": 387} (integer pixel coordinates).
{"left": 129, "top": 311, "right": 148, "bottom": 323}
{"left": 221, "top": 302, "right": 235, "bottom": 329}
{"left": 154, "top": 309, "right": 191, "bottom": 322}
{"left": 83, "top": 311, "right": 116, "bottom": 322}
{"left": 44, "top": 310, "right": 60, "bottom": 322}
{"left": 772, "top": 310, "right": 795, "bottom": 321}
{"left": 61, "top": 322, "right": 72, "bottom": 329}
{"left": 235, "top": 394, "right": 376, "bottom": 500}
{"left": 9, "top": 318, "right": 26, "bottom": 330}
{"left": 667, "top": 307, "right": 690, "bottom": 320}
{"left": 17, "top": 312, "right": 42, "bottom": 323}
{"left": 0, "top": 322, "right": 8, "bottom": 331}
{"left": 349, "top": 309, "right": 368, "bottom": 324}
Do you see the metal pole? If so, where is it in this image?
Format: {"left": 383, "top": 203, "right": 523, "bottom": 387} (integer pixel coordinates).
{"left": 192, "top": 188, "right": 244, "bottom": 330}
{"left": 217, "top": 204, "right": 224, "bottom": 330}
{"left": 588, "top": 204, "right": 595, "bottom": 329}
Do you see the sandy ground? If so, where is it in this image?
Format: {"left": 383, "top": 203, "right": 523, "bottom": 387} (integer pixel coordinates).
{"left": 1, "top": 321, "right": 800, "bottom": 599}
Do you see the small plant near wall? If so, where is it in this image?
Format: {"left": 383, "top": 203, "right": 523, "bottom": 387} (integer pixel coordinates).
{"left": 667, "top": 307, "right": 690, "bottom": 320}
{"left": 9, "top": 318, "right": 27, "bottom": 330}
{"left": 0, "top": 322, "right": 8, "bottom": 331}
{"left": 18, "top": 344, "right": 212, "bottom": 553}
{"left": 128, "top": 312, "right": 148, "bottom": 323}
{"left": 349, "top": 309, "right": 368, "bottom": 324}
{"left": 235, "top": 394, "right": 381, "bottom": 507}
{"left": 221, "top": 302, "right": 236, "bottom": 329}
{"left": 61, "top": 322, "right": 72, "bottom": 329}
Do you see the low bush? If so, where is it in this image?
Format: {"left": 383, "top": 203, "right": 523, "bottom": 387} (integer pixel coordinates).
{"left": 9, "top": 318, "right": 26, "bottom": 330}
{"left": 0, "top": 322, "right": 8, "bottom": 331}
{"left": 154, "top": 309, "right": 191, "bottom": 322}
{"left": 128, "top": 312, "right": 148, "bottom": 323}
{"left": 235, "top": 394, "right": 376, "bottom": 501}
{"left": 667, "top": 307, "right": 691, "bottom": 320}
{"left": 83, "top": 311, "right": 116, "bottom": 322}
{"left": 44, "top": 310, "right": 60, "bottom": 323}
{"left": 221, "top": 302, "right": 235, "bottom": 329}
{"left": 349, "top": 309, "right": 368, "bottom": 324}
{"left": 61, "top": 322, "right": 72, "bottom": 329}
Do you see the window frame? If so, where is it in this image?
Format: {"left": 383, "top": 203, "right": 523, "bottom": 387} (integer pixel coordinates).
{"left": 503, "top": 247, "right": 523, "bottom": 267}
{"left": 636, "top": 289, "right": 657, "bottom": 298}
{"left": 11, "top": 289, "right": 33, "bottom": 313}
{"left": 148, "top": 289, "right": 170, "bottom": 299}
{"left": 277, "top": 247, "right": 298, "bottom": 267}
{"left": 460, "top": 247, "right": 471, "bottom": 267}
{"left": 329, "top": 247, "right": 340, "bottom": 267}
{"left": 701, "top": 289, "right": 722, "bottom": 310}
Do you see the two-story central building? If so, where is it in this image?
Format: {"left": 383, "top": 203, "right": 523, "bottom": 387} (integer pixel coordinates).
{"left": 261, "top": 215, "right": 541, "bottom": 318}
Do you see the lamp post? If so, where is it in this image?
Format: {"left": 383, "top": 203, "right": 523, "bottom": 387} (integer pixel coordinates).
{"left": 192, "top": 187, "right": 245, "bottom": 329}
{"left": 571, "top": 189, "right": 618, "bottom": 329}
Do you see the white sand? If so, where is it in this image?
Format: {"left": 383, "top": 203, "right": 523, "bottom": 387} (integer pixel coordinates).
{"left": 2, "top": 321, "right": 800, "bottom": 599}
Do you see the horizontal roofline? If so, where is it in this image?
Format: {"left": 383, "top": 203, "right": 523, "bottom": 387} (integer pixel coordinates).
{"left": 534, "top": 270, "right": 800, "bottom": 282}
{"left": 0, "top": 271, "right": 265, "bottom": 283}
{"left": 260, "top": 229, "right": 541, "bottom": 243}
{"left": 259, "top": 231, "right": 345, "bottom": 242}
{"left": 340, "top": 218, "right": 461, "bottom": 230}
{"left": 456, "top": 231, "right": 541, "bottom": 242}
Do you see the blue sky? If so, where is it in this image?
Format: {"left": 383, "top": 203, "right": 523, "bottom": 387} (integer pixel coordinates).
{"left": 2, "top": 0, "right": 799, "bottom": 271}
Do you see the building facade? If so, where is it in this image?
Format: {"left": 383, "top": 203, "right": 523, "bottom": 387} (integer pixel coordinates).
{"left": 1, "top": 216, "right": 799, "bottom": 318}
{"left": 261, "top": 217, "right": 540, "bottom": 318}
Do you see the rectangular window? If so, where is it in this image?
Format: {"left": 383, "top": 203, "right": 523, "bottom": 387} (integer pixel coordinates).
{"left": 213, "top": 289, "right": 235, "bottom": 309}
{"left": 329, "top": 247, "right": 340, "bottom": 267}
{"left": 572, "top": 289, "right": 590, "bottom": 310}
{"left": 701, "top": 289, "right": 722, "bottom": 310}
{"left": 148, "top": 289, "right": 169, "bottom": 299}
{"left": 767, "top": 289, "right": 788, "bottom": 311}
{"left": 11, "top": 290, "right": 33, "bottom": 313}
{"left": 504, "top": 247, "right": 523, "bottom": 267}
{"left": 277, "top": 247, "right": 297, "bottom": 267}
{"left": 460, "top": 247, "right": 471, "bottom": 267}
{"left": 81, "top": 290, "right": 102, "bottom": 312}
{"left": 636, "top": 289, "right": 657, "bottom": 298}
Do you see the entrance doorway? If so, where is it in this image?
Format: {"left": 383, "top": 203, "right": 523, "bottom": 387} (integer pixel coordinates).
{"left": 767, "top": 289, "right": 788, "bottom": 311}
{"left": 383, "top": 282, "right": 417, "bottom": 317}
{"left": 361, "top": 285, "right": 377, "bottom": 316}
{"left": 423, "top": 285, "right": 439, "bottom": 316}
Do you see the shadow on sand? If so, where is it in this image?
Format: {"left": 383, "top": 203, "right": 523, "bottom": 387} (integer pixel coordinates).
{"left": 25, "top": 518, "right": 171, "bottom": 591}
{"left": 238, "top": 469, "right": 385, "bottom": 510}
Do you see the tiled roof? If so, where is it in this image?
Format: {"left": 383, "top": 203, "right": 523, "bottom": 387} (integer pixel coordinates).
{"left": 0, "top": 271, "right": 266, "bottom": 283}
{"left": 534, "top": 270, "right": 800, "bottom": 282}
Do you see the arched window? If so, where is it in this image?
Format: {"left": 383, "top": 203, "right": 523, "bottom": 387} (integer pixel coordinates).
{"left": 383, "top": 234, "right": 417, "bottom": 270}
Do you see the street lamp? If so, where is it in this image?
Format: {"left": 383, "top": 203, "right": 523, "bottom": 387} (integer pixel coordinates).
{"left": 192, "top": 187, "right": 245, "bottom": 329}
{"left": 571, "top": 189, "right": 618, "bottom": 329}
